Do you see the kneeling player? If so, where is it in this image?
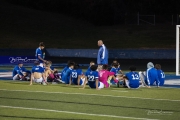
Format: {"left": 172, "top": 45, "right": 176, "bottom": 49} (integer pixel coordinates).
{"left": 124, "top": 66, "right": 140, "bottom": 89}
{"left": 80, "top": 65, "right": 104, "bottom": 90}
{"left": 30, "top": 61, "right": 47, "bottom": 85}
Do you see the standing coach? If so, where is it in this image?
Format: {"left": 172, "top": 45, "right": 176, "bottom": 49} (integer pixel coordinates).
{"left": 97, "top": 40, "right": 108, "bottom": 71}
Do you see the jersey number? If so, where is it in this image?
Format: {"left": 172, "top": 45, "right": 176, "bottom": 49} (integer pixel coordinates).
{"left": 161, "top": 72, "right": 165, "bottom": 78}
{"left": 88, "top": 75, "right": 95, "bottom": 81}
{"left": 72, "top": 72, "right": 77, "bottom": 78}
{"left": 131, "top": 74, "right": 139, "bottom": 80}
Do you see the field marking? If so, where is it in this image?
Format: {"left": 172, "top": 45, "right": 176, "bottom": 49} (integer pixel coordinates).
{"left": 0, "top": 89, "right": 179, "bottom": 102}
{"left": 0, "top": 105, "right": 159, "bottom": 120}
{"left": 111, "top": 90, "right": 128, "bottom": 92}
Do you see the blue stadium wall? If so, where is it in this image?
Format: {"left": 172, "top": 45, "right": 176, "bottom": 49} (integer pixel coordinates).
{"left": 0, "top": 49, "right": 176, "bottom": 71}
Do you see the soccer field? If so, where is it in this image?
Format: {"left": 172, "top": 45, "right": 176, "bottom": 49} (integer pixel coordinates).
{"left": 0, "top": 80, "right": 179, "bottom": 120}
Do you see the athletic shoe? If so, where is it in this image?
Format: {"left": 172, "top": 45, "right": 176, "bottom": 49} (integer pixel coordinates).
{"left": 42, "top": 82, "right": 47, "bottom": 85}
{"left": 52, "top": 82, "right": 58, "bottom": 84}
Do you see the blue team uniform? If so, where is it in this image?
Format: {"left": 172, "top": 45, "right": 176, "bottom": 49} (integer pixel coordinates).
{"left": 71, "top": 68, "right": 83, "bottom": 85}
{"left": 125, "top": 72, "right": 140, "bottom": 88}
{"left": 157, "top": 70, "right": 165, "bottom": 86}
{"left": 146, "top": 68, "right": 159, "bottom": 86}
{"left": 86, "top": 66, "right": 91, "bottom": 73}
{"left": 12, "top": 66, "right": 28, "bottom": 77}
{"left": 35, "top": 47, "right": 43, "bottom": 63}
{"left": 61, "top": 66, "right": 69, "bottom": 82}
{"left": 85, "top": 70, "right": 100, "bottom": 88}
{"left": 110, "top": 67, "right": 119, "bottom": 76}
{"left": 63, "top": 67, "right": 73, "bottom": 84}
{"left": 32, "top": 66, "right": 44, "bottom": 73}
{"left": 97, "top": 44, "right": 108, "bottom": 65}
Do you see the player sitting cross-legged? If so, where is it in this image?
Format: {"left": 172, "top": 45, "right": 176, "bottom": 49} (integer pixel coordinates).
{"left": 80, "top": 65, "right": 104, "bottom": 90}
{"left": 44, "top": 61, "right": 61, "bottom": 84}
{"left": 124, "top": 66, "right": 140, "bottom": 89}
{"left": 154, "top": 64, "right": 165, "bottom": 86}
{"left": 69, "top": 63, "right": 85, "bottom": 85}
{"left": 30, "top": 60, "right": 48, "bottom": 85}
{"left": 99, "top": 64, "right": 118, "bottom": 88}
{"left": 12, "top": 62, "right": 31, "bottom": 81}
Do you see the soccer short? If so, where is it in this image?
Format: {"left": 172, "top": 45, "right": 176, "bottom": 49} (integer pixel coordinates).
{"left": 98, "top": 82, "right": 104, "bottom": 88}
{"left": 34, "top": 77, "right": 43, "bottom": 83}
{"left": 79, "top": 78, "right": 85, "bottom": 86}
{"left": 39, "top": 63, "right": 44, "bottom": 68}
{"left": 13, "top": 74, "right": 20, "bottom": 80}
{"left": 125, "top": 80, "right": 139, "bottom": 89}
{"left": 89, "top": 81, "right": 104, "bottom": 89}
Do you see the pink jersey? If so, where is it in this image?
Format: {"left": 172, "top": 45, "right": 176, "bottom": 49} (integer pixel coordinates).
{"left": 99, "top": 70, "right": 114, "bottom": 88}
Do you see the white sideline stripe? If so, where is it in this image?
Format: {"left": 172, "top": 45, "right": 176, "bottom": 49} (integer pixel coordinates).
{"left": 111, "top": 90, "right": 128, "bottom": 92}
{"left": 0, "top": 72, "right": 12, "bottom": 75}
{"left": 0, "top": 89, "right": 179, "bottom": 102}
{"left": 0, "top": 105, "right": 159, "bottom": 120}
{"left": 0, "top": 75, "right": 11, "bottom": 77}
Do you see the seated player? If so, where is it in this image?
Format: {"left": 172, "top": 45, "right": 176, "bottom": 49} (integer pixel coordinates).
{"left": 155, "top": 64, "right": 165, "bottom": 86}
{"left": 86, "top": 61, "right": 95, "bottom": 72}
{"left": 12, "top": 62, "right": 31, "bottom": 81}
{"left": 61, "top": 60, "right": 74, "bottom": 83}
{"left": 124, "top": 66, "right": 140, "bottom": 89}
{"left": 110, "top": 63, "right": 122, "bottom": 84}
{"left": 99, "top": 64, "right": 118, "bottom": 88}
{"left": 139, "top": 62, "right": 159, "bottom": 88}
{"left": 30, "top": 60, "right": 48, "bottom": 85}
{"left": 69, "top": 63, "right": 85, "bottom": 85}
{"left": 80, "top": 65, "right": 104, "bottom": 90}
{"left": 44, "top": 61, "right": 61, "bottom": 83}
{"left": 63, "top": 62, "right": 75, "bottom": 84}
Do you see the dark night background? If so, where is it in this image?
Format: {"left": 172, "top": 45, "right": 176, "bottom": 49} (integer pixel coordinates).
{"left": 0, "top": 0, "right": 179, "bottom": 49}
{"left": 5, "top": 0, "right": 180, "bottom": 26}
{"left": 0, "top": 0, "right": 179, "bottom": 71}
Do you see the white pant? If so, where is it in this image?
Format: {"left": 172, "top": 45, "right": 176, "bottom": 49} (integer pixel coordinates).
{"left": 39, "top": 63, "right": 44, "bottom": 68}
{"left": 34, "top": 77, "right": 43, "bottom": 83}
{"left": 13, "top": 74, "right": 20, "bottom": 80}
{"left": 80, "top": 77, "right": 86, "bottom": 86}
{"left": 98, "top": 82, "right": 104, "bottom": 89}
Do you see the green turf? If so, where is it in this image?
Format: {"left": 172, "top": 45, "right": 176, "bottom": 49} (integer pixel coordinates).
{"left": 0, "top": 80, "right": 179, "bottom": 120}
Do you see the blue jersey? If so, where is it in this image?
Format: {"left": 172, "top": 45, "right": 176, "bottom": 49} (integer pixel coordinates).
{"left": 157, "top": 69, "right": 165, "bottom": 86}
{"left": 63, "top": 67, "right": 73, "bottom": 84}
{"left": 35, "top": 47, "right": 43, "bottom": 63}
{"left": 31, "top": 66, "right": 44, "bottom": 73}
{"left": 61, "top": 66, "right": 68, "bottom": 81}
{"left": 125, "top": 72, "right": 140, "bottom": 88}
{"left": 146, "top": 68, "right": 159, "bottom": 86}
{"left": 12, "top": 66, "right": 27, "bottom": 77}
{"left": 50, "top": 66, "right": 54, "bottom": 71}
{"left": 97, "top": 44, "right": 108, "bottom": 65}
{"left": 85, "top": 70, "right": 99, "bottom": 88}
{"left": 110, "top": 67, "right": 118, "bottom": 76}
{"left": 86, "top": 66, "right": 91, "bottom": 73}
{"left": 71, "top": 69, "right": 82, "bottom": 84}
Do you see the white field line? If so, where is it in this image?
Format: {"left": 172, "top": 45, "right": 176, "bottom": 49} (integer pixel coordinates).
{"left": 0, "top": 75, "right": 11, "bottom": 77}
{"left": 0, "top": 105, "right": 159, "bottom": 120}
{"left": 0, "top": 72, "right": 12, "bottom": 75}
{"left": 0, "top": 89, "right": 179, "bottom": 102}
{"left": 111, "top": 90, "right": 128, "bottom": 92}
